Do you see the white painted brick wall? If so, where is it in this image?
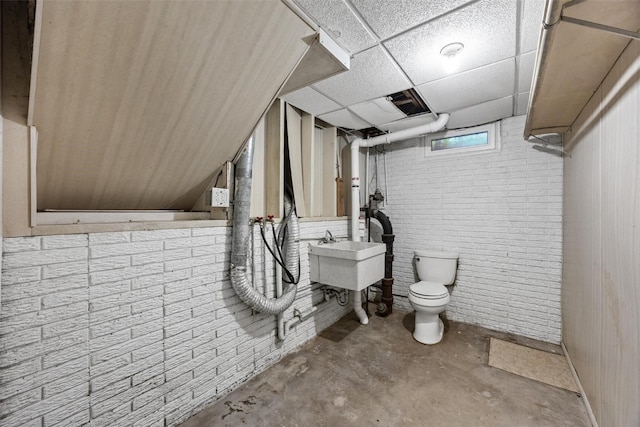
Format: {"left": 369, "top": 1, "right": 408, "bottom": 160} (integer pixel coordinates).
{"left": 0, "top": 219, "right": 350, "bottom": 426}
{"left": 368, "top": 116, "right": 562, "bottom": 343}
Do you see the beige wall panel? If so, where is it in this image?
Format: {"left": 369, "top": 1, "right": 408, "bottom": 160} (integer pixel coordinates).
{"left": 2, "top": 122, "right": 31, "bottom": 238}
{"left": 2, "top": 2, "right": 33, "bottom": 237}
{"left": 598, "top": 39, "right": 640, "bottom": 427}
{"left": 563, "top": 40, "right": 640, "bottom": 427}
{"left": 563, "top": 88, "right": 604, "bottom": 420}
{"left": 31, "top": 1, "right": 314, "bottom": 211}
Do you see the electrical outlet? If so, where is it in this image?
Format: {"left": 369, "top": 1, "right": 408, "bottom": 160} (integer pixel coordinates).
{"left": 211, "top": 188, "right": 229, "bottom": 207}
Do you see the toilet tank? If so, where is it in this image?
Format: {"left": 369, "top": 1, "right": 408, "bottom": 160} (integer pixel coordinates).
{"left": 414, "top": 250, "right": 458, "bottom": 285}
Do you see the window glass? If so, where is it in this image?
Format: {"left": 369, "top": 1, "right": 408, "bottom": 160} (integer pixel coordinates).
{"left": 425, "top": 123, "right": 498, "bottom": 157}
{"left": 431, "top": 131, "right": 488, "bottom": 151}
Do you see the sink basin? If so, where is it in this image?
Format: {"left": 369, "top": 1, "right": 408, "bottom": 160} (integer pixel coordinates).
{"left": 308, "top": 241, "right": 386, "bottom": 291}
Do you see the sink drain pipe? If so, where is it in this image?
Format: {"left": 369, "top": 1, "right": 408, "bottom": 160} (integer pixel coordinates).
{"left": 372, "top": 210, "right": 394, "bottom": 317}
{"left": 231, "top": 135, "right": 299, "bottom": 315}
{"left": 349, "top": 113, "right": 450, "bottom": 323}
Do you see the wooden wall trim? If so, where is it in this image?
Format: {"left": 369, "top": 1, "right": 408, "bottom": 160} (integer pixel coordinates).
{"left": 29, "top": 126, "right": 37, "bottom": 227}
{"left": 26, "top": 0, "right": 42, "bottom": 126}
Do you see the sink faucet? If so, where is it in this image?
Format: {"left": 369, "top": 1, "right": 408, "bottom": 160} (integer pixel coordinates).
{"left": 322, "top": 230, "right": 336, "bottom": 244}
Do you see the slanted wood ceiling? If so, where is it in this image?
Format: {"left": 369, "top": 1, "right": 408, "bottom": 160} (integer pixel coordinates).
{"left": 525, "top": 0, "right": 640, "bottom": 137}
{"left": 30, "top": 0, "right": 316, "bottom": 210}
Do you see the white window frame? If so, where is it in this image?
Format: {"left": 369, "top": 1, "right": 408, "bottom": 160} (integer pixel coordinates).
{"left": 424, "top": 122, "right": 500, "bottom": 157}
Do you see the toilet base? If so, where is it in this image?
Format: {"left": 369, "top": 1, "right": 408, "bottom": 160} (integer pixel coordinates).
{"left": 413, "top": 316, "right": 444, "bottom": 345}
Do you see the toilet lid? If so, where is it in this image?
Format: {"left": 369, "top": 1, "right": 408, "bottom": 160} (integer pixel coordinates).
{"left": 410, "top": 281, "right": 449, "bottom": 299}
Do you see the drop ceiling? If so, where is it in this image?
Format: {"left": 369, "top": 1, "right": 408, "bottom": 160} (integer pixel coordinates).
{"left": 282, "top": 0, "right": 547, "bottom": 132}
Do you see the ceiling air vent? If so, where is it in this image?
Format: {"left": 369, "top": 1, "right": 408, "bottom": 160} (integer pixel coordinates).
{"left": 358, "top": 126, "right": 387, "bottom": 138}
{"left": 387, "top": 88, "right": 431, "bottom": 117}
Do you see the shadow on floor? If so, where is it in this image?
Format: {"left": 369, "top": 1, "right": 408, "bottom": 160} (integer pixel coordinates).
{"left": 318, "top": 316, "right": 361, "bottom": 343}
{"left": 180, "top": 307, "right": 589, "bottom": 427}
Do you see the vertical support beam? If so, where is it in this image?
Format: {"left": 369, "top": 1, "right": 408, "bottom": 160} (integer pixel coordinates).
{"left": 27, "top": 0, "right": 42, "bottom": 126}
{"left": 29, "top": 126, "right": 38, "bottom": 227}
{"left": 250, "top": 117, "right": 266, "bottom": 217}
{"left": 265, "top": 99, "right": 284, "bottom": 218}
{"left": 341, "top": 140, "right": 352, "bottom": 219}
{"left": 321, "top": 126, "right": 337, "bottom": 217}
{"left": 311, "top": 127, "right": 323, "bottom": 216}
{"left": 301, "top": 112, "right": 314, "bottom": 217}
{"left": 336, "top": 133, "right": 346, "bottom": 217}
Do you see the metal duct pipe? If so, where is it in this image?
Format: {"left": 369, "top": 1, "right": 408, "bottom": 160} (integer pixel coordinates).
{"left": 230, "top": 135, "right": 299, "bottom": 315}
{"left": 373, "top": 211, "right": 394, "bottom": 317}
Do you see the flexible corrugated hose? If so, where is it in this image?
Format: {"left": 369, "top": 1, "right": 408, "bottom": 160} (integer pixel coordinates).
{"left": 230, "top": 135, "right": 299, "bottom": 315}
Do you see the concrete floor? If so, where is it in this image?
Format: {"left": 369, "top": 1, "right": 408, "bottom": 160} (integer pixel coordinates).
{"left": 180, "top": 306, "right": 590, "bottom": 426}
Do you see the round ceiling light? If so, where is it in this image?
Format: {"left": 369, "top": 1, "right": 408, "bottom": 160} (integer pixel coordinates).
{"left": 440, "top": 42, "right": 464, "bottom": 72}
{"left": 440, "top": 42, "right": 464, "bottom": 57}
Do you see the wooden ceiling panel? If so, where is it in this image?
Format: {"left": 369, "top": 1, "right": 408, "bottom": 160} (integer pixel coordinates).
{"left": 32, "top": 0, "right": 315, "bottom": 210}
{"left": 525, "top": 0, "right": 640, "bottom": 137}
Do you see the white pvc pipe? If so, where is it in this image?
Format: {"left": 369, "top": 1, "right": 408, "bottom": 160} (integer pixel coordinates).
{"left": 276, "top": 252, "right": 285, "bottom": 340}
{"left": 349, "top": 113, "right": 450, "bottom": 324}
{"left": 349, "top": 113, "right": 449, "bottom": 243}
{"left": 353, "top": 289, "right": 368, "bottom": 325}
{"left": 278, "top": 288, "right": 340, "bottom": 340}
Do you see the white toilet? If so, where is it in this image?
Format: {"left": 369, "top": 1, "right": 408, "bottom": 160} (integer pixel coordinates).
{"left": 408, "top": 250, "right": 459, "bottom": 345}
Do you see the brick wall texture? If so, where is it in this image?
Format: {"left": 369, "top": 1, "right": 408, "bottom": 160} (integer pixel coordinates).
{"left": 368, "top": 116, "right": 563, "bottom": 343}
{"left": 0, "top": 220, "right": 350, "bottom": 426}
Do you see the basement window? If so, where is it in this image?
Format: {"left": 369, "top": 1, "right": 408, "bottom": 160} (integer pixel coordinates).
{"left": 424, "top": 123, "right": 498, "bottom": 157}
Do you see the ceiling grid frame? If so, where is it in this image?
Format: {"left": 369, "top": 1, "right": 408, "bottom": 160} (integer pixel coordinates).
{"left": 287, "top": 0, "right": 542, "bottom": 132}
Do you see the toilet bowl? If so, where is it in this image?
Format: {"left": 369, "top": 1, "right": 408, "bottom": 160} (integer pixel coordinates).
{"left": 409, "top": 250, "right": 458, "bottom": 345}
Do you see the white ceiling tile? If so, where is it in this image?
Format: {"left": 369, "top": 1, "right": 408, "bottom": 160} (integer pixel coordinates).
{"left": 313, "top": 46, "right": 411, "bottom": 106}
{"left": 293, "top": 0, "right": 377, "bottom": 54}
{"left": 280, "top": 87, "right": 341, "bottom": 116}
{"left": 518, "top": 51, "right": 536, "bottom": 93}
{"left": 378, "top": 113, "right": 436, "bottom": 133}
{"left": 447, "top": 96, "right": 514, "bottom": 129}
{"left": 284, "top": 0, "right": 542, "bottom": 131}
{"left": 516, "top": 92, "right": 530, "bottom": 116}
{"left": 349, "top": 98, "right": 405, "bottom": 126}
{"left": 384, "top": 0, "right": 517, "bottom": 85}
{"left": 417, "top": 59, "right": 515, "bottom": 112}
{"left": 520, "top": 0, "right": 546, "bottom": 53}
{"left": 350, "top": 0, "right": 471, "bottom": 40}
{"left": 318, "top": 108, "right": 370, "bottom": 130}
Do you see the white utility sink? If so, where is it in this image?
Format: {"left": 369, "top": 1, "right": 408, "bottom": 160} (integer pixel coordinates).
{"left": 308, "top": 241, "right": 386, "bottom": 291}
